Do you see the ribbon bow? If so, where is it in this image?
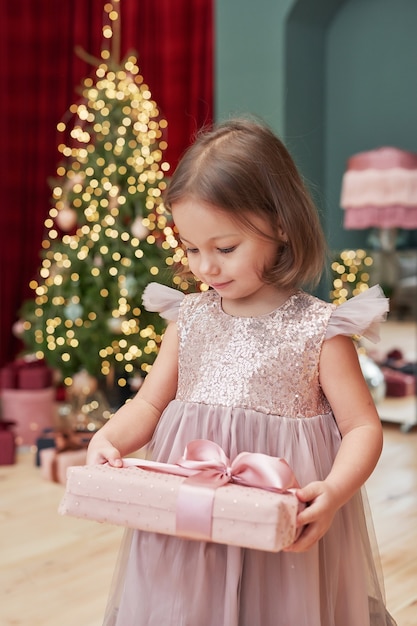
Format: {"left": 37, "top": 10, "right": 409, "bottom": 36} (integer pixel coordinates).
{"left": 124, "top": 439, "right": 299, "bottom": 542}
{"left": 176, "top": 439, "right": 299, "bottom": 490}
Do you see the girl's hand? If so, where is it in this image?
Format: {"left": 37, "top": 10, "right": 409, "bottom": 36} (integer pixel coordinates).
{"left": 283, "top": 480, "right": 341, "bottom": 553}
{"left": 86, "top": 436, "right": 123, "bottom": 467}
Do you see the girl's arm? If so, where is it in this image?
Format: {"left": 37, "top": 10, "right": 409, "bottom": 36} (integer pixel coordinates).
{"left": 286, "top": 334, "right": 383, "bottom": 552}
{"left": 87, "top": 321, "right": 179, "bottom": 466}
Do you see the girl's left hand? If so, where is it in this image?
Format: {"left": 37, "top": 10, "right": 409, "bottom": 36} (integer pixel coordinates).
{"left": 283, "top": 480, "right": 341, "bottom": 553}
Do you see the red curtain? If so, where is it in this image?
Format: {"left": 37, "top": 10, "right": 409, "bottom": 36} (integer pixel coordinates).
{"left": 0, "top": 0, "right": 213, "bottom": 369}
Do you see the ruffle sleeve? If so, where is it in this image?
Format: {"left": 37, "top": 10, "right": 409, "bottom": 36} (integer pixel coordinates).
{"left": 325, "top": 284, "right": 389, "bottom": 343}
{"left": 142, "top": 282, "right": 185, "bottom": 321}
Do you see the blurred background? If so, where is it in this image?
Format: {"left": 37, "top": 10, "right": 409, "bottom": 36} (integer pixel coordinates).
{"left": 1, "top": 0, "right": 416, "bottom": 416}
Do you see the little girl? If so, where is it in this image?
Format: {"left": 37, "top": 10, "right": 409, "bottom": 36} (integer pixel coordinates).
{"left": 88, "top": 118, "right": 396, "bottom": 626}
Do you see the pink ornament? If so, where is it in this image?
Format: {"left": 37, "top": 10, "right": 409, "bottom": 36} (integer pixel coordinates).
{"left": 56, "top": 207, "right": 78, "bottom": 231}
{"left": 108, "top": 192, "right": 119, "bottom": 210}
{"left": 107, "top": 316, "right": 124, "bottom": 334}
{"left": 131, "top": 216, "right": 149, "bottom": 240}
{"left": 70, "top": 173, "right": 84, "bottom": 187}
{"left": 71, "top": 370, "right": 98, "bottom": 396}
{"left": 12, "top": 319, "right": 26, "bottom": 338}
{"left": 129, "top": 375, "right": 144, "bottom": 392}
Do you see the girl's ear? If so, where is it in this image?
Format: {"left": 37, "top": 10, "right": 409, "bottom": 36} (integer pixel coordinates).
{"left": 277, "top": 226, "right": 288, "bottom": 243}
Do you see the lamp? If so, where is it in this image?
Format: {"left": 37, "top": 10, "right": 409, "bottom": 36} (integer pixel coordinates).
{"left": 340, "top": 147, "right": 417, "bottom": 301}
{"left": 340, "top": 146, "right": 417, "bottom": 236}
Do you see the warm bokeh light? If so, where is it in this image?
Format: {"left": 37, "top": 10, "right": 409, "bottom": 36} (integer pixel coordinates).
{"left": 330, "top": 249, "right": 373, "bottom": 304}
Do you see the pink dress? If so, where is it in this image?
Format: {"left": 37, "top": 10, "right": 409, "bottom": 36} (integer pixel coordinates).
{"left": 103, "top": 284, "right": 396, "bottom": 626}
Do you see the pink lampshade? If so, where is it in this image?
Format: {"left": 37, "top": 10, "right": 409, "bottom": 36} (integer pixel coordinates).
{"left": 340, "top": 147, "right": 417, "bottom": 229}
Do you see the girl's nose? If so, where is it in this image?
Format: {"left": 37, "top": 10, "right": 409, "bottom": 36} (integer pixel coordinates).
{"left": 199, "top": 254, "right": 219, "bottom": 275}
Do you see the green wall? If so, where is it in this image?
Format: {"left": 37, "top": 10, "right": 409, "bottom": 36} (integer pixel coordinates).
{"left": 325, "top": 0, "right": 417, "bottom": 249}
{"left": 215, "top": 0, "right": 417, "bottom": 254}
{"left": 215, "top": 0, "right": 294, "bottom": 134}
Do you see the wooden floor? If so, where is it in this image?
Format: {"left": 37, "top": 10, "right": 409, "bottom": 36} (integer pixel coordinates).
{"left": 0, "top": 422, "right": 416, "bottom": 626}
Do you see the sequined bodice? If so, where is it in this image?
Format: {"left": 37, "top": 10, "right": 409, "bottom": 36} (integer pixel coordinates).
{"left": 175, "top": 290, "right": 335, "bottom": 418}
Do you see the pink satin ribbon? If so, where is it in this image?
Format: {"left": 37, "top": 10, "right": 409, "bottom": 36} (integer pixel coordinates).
{"left": 122, "top": 439, "right": 300, "bottom": 542}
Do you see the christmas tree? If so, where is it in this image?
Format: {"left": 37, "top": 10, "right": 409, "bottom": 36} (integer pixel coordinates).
{"left": 18, "top": 5, "right": 190, "bottom": 391}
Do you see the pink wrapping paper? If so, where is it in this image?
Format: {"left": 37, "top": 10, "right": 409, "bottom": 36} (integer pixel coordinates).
{"left": 59, "top": 445, "right": 301, "bottom": 552}
{"left": 0, "top": 421, "right": 16, "bottom": 465}
{"left": 0, "top": 358, "right": 54, "bottom": 390}
{"left": 1, "top": 387, "right": 56, "bottom": 446}
{"left": 41, "top": 448, "right": 87, "bottom": 484}
{"left": 381, "top": 367, "right": 416, "bottom": 397}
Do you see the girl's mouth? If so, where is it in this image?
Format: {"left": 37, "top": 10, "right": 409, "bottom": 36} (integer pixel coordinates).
{"left": 210, "top": 281, "right": 232, "bottom": 290}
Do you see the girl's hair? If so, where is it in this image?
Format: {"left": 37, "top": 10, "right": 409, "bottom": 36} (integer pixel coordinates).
{"left": 165, "top": 117, "right": 326, "bottom": 289}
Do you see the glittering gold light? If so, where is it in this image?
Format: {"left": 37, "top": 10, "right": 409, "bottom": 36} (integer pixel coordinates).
{"left": 331, "top": 249, "right": 373, "bottom": 304}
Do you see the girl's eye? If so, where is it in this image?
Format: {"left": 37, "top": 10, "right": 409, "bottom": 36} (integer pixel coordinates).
{"left": 185, "top": 247, "right": 198, "bottom": 254}
{"left": 218, "top": 246, "right": 236, "bottom": 254}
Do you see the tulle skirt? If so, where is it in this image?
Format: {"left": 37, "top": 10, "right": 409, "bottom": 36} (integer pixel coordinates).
{"left": 102, "top": 400, "right": 396, "bottom": 626}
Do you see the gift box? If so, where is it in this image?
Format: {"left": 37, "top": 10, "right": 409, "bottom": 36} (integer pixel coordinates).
{"left": 40, "top": 447, "right": 88, "bottom": 484}
{"left": 0, "top": 366, "right": 18, "bottom": 389}
{"left": 0, "top": 358, "right": 53, "bottom": 390}
{"left": 35, "top": 428, "right": 92, "bottom": 466}
{"left": 35, "top": 428, "right": 56, "bottom": 466}
{"left": 382, "top": 367, "right": 416, "bottom": 397}
{"left": 1, "top": 387, "right": 56, "bottom": 446}
{"left": 0, "top": 357, "right": 56, "bottom": 446}
{"left": 18, "top": 364, "right": 53, "bottom": 390}
{"left": 59, "top": 441, "right": 302, "bottom": 552}
{"left": 0, "top": 420, "right": 16, "bottom": 465}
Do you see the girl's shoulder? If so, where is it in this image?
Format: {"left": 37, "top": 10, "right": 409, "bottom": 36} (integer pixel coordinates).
{"left": 142, "top": 282, "right": 213, "bottom": 322}
{"left": 325, "top": 284, "right": 389, "bottom": 343}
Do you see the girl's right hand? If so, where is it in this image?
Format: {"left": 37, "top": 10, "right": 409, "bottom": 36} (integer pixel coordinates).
{"left": 86, "top": 436, "right": 123, "bottom": 467}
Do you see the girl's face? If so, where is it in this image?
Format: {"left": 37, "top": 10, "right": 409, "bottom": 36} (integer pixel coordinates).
{"left": 172, "top": 198, "right": 285, "bottom": 313}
